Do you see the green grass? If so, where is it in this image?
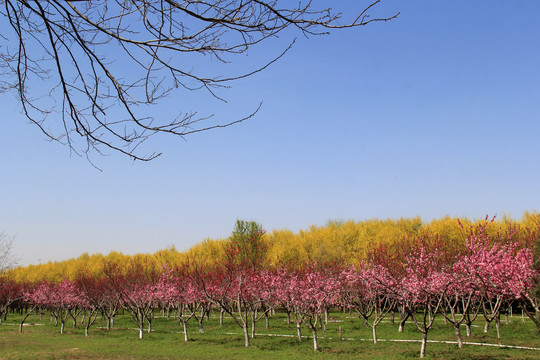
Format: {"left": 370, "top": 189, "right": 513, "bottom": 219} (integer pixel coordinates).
{"left": 1, "top": 311, "right": 539, "bottom": 359}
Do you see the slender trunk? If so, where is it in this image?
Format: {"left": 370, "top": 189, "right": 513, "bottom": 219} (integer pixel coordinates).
{"left": 139, "top": 312, "right": 144, "bottom": 339}
{"left": 183, "top": 320, "right": 189, "bottom": 342}
{"left": 390, "top": 310, "right": 395, "bottom": 324}
{"left": 265, "top": 312, "right": 270, "bottom": 329}
{"left": 198, "top": 319, "right": 204, "bottom": 334}
{"left": 399, "top": 312, "right": 409, "bottom": 332}
{"left": 454, "top": 325, "right": 463, "bottom": 348}
{"left": 85, "top": 326, "right": 89, "bottom": 337}
{"left": 419, "top": 332, "right": 428, "bottom": 358}
{"left": 60, "top": 321, "right": 65, "bottom": 334}
{"left": 219, "top": 308, "right": 224, "bottom": 327}
{"left": 296, "top": 322, "right": 302, "bottom": 341}
{"left": 251, "top": 315, "right": 255, "bottom": 338}
{"left": 372, "top": 325, "right": 377, "bottom": 344}
{"left": 484, "top": 320, "right": 490, "bottom": 333}
{"left": 495, "top": 315, "right": 501, "bottom": 344}
{"left": 466, "top": 323, "right": 472, "bottom": 337}
{"left": 243, "top": 324, "right": 250, "bottom": 347}
{"left": 312, "top": 328, "right": 318, "bottom": 351}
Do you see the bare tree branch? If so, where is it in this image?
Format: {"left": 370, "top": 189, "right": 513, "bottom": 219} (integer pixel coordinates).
{"left": 0, "top": 0, "right": 398, "bottom": 161}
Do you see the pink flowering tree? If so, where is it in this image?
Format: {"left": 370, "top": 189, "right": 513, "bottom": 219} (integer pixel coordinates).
{"left": 75, "top": 275, "right": 115, "bottom": 337}
{"left": 192, "top": 220, "right": 273, "bottom": 348}
{"left": 459, "top": 235, "right": 537, "bottom": 342}
{"left": 341, "top": 263, "right": 396, "bottom": 344}
{"left": 122, "top": 280, "right": 156, "bottom": 339}
{"left": 153, "top": 265, "right": 208, "bottom": 342}
{"left": 276, "top": 265, "right": 340, "bottom": 352}
{"left": 175, "top": 275, "right": 207, "bottom": 341}
{"left": 398, "top": 239, "right": 450, "bottom": 359}
{"left": 111, "top": 258, "right": 159, "bottom": 339}
{"left": 25, "top": 279, "right": 88, "bottom": 334}
{"left": 0, "top": 278, "right": 20, "bottom": 326}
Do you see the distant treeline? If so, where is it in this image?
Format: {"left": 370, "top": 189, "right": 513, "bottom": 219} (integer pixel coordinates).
{"left": 6, "top": 212, "right": 539, "bottom": 284}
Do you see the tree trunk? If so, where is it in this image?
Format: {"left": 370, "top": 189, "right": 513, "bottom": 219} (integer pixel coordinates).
{"left": 198, "top": 319, "right": 204, "bottom": 334}
{"left": 372, "top": 325, "right": 377, "bottom": 344}
{"left": 139, "top": 314, "right": 144, "bottom": 339}
{"left": 495, "top": 315, "right": 501, "bottom": 344}
{"left": 85, "top": 326, "right": 89, "bottom": 337}
{"left": 183, "top": 320, "right": 189, "bottom": 342}
{"left": 312, "top": 328, "right": 318, "bottom": 351}
{"left": 243, "top": 324, "right": 250, "bottom": 347}
{"left": 454, "top": 325, "right": 463, "bottom": 348}
{"left": 219, "top": 308, "right": 224, "bottom": 327}
{"left": 399, "top": 311, "right": 409, "bottom": 332}
{"left": 60, "top": 321, "right": 65, "bottom": 334}
{"left": 419, "top": 332, "right": 428, "bottom": 358}
{"left": 296, "top": 322, "right": 302, "bottom": 341}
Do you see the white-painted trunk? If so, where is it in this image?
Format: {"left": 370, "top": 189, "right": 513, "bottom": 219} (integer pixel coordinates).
{"left": 454, "top": 325, "right": 463, "bottom": 348}
{"left": 419, "top": 332, "right": 427, "bottom": 358}
{"left": 183, "top": 321, "right": 189, "bottom": 342}
{"left": 243, "top": 325, "right": 250, "bottom": 347}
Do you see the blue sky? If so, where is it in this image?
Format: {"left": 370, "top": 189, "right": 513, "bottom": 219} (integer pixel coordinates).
{"left": 1, "top": 1, "right": 539, "bottom": 266}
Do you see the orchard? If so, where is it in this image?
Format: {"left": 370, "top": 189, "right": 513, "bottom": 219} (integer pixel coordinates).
{"left": 1, "top": 219, "right": 540, "bottom": 359}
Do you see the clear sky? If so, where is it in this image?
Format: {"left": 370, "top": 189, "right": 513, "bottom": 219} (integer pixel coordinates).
{"left": 1, "top": 1, "right": 539, "bottom": 266}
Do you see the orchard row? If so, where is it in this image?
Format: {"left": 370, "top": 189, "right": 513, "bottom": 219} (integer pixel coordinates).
{"left": 1, "top": 222, "right": 539, "bottom": 358}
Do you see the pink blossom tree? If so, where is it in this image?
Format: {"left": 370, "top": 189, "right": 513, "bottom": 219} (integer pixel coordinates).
{"left": 276, "top": 265, "right": 340, "bottom": 351}
{"left": 25, "top": 279, "right": 88, "bottom": 334}
{"left": 0, "top": 278, "right": 20, "bottom": 326}
{"left": 341, "top": 263, "right": 396, "bottom": 344}
{"left": 398, "top": 239, "right": 450, "bottom": 359}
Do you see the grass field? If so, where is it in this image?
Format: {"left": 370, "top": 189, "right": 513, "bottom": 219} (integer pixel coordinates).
{"left": 1, "top": 310, "right": 539, "bottom": 359}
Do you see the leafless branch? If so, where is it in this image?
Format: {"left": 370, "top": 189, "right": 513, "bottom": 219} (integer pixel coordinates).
{"left": 0, "top": 0, "right": 398, "bottom": 161}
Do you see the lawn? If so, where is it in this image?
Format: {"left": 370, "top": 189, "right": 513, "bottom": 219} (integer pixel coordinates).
{"left": 1, "top": 310, "right": 539, "bottom": 359}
